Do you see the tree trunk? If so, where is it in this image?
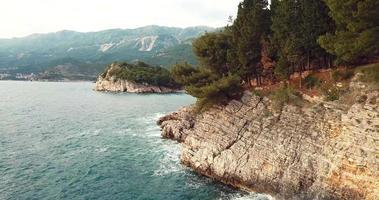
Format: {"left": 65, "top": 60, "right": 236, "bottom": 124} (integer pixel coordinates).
{"left": 307, "top": 52, "right": 310, "bottom": 70}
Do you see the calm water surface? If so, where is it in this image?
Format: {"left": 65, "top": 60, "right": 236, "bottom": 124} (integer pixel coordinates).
{"left": 0, "top": 81, "right": 271, "bottom": 200}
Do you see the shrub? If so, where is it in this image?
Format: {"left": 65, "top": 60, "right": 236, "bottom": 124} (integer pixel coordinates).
{"left": 270, "top": 84, "right": 302, "bottom": 110}
{"left": 274, "top": 57, "right": 290, "bottom": 81}
{"left": 357, "top": 63, "right": 379, "bottom": 84}
{"left": 321, "top": 83, "right": 346, "bottom": 101}
{"left": 251, "top": 89, "right": 263, "bottom": 97}
{"left": 304, "top": 74, "right": 321, "bottom": 89}
{"left": 332, "top": 69, "right": 354, "bottom": 82}
{"left": 188, "top": 74, "right": 242, "bottom": 112}
{"left": 171, "top": 62, "right": 243, "bottom": 112}
{"left": 324, "top": 87, "right": 340, "bottom": 101}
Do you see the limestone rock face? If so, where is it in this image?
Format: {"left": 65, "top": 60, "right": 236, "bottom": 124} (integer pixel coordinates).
{"left": 157, "top": 106, "right": 195, "bottom": 142}
{"left": 94, "top": 63, "right": 179, "bottom": 93}
{"left": 158, "top": 91, "right": 379, "bottom": 199}
{"left": 95, "top": 76, "right": 178, "bottom": 93}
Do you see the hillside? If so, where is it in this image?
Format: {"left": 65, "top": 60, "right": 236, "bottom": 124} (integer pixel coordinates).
{"left": 0, "top": 25, "right": 214, "bottom": 81}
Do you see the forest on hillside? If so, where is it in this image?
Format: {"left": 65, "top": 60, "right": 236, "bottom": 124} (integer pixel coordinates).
{"left": 170, "top": 0, "right": 379, "bottom": 110}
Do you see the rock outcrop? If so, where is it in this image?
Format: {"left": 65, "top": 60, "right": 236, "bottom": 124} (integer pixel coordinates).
{"left": 158, "top": 82, "right": 379, "bottom": 199}
{"left": 94, "top": 62, "right": 180, "bottom": 93}
{"left": 95, "top": 76, "right": 179, "bottom": 93}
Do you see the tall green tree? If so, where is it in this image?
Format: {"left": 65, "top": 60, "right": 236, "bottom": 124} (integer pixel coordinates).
{"left": 271, "top": 0, "right": 303, "bottom": 79}
{"left": 192, "top": 31, "right": 234, "bottom": 75}
{"left": 271, "top": 0, "right": 334, "bottom": 80}
{"left": 231, "top": 0, "right": 271, "bottom": 84}
{"left": 171, "top": 32, "right": 242, "bottom": 111}
{"left": 319, "top": 0, "right": 379, "bottom": 63}
{"left": 300, "top": 0, "right": 335, "bottom": 68}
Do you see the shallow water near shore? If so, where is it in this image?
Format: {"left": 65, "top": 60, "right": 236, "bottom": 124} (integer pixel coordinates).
{"left": 0, "top": 81, "right": 271, "bottom": 200}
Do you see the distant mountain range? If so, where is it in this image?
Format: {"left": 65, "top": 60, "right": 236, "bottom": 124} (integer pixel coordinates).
{"left": 0, "top": 25, "right": 215, "bottom": 80}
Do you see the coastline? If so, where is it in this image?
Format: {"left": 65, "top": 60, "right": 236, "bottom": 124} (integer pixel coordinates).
{"left": 94, "top": 62, "right": 181, "bottom": 94}
{"left": 0, "top": 79, "right": 94, "bottom": 83}
{"left": 94, "top": 77, "right": 181, "bottom": 94}
{"left": 157, "top": 86, "right": 379, "bottom": 199}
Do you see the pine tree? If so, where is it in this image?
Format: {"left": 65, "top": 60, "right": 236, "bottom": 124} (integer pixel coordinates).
{"left": 231, "top": 0, "right": 271, "bottom": 84}
{"left": 300, "top": 0, "right": 335, "bottom": 68}
{"left": 170, "top": 31, "right": 243, "bottom": 111}
{"left": 192, "top": 31, "right": 233, "bottom": 75}
{"left": 319, "top": 0, "right": 379, "bottom": 63}
{"left": 271, "top": 0, "right": 335, "bottom": 81}
{"left": 271, "top": 0, "right": 303, "bottom": 79}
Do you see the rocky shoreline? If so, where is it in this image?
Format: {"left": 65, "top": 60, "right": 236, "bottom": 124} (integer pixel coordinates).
{"left": 158, "top": 83, "right": 379, "bottom": 199}
{"left": 94, "top": 62, "right": 181, "bottom": 94}
{"left": 95, "top": 76, "right": 180, "bottom": 93}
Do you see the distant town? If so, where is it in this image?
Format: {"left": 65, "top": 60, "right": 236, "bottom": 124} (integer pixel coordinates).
{"left": 0, "top": 73, "right": 37, "bottom": 81}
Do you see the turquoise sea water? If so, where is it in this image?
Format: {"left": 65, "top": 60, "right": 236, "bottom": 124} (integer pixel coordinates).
{"left": 0, "top": 81, "right": 270, "bottom": 200}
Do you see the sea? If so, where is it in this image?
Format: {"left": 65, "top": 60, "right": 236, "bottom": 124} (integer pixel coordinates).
{"left": 0, "top": 81, "right": 272, "bottom": 200}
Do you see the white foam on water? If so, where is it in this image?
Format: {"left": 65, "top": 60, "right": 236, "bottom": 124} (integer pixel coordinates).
{"left": 132, "top": 112, "right": 166, "bottom": 138}
{"left": 116, "top": 128, "right": 132, "bottom": 136}
{"left": 144, "top": 126, "right": 161, "bottom": 138}
{"left": 136, "top": 112, "right": 165, "bottom": 123}
{"left": 145, "top": 125, "right": 160, "bottom": 132}
{"left": 153, "top": 142, "right": 183, "bottom": 177}
{"left": 225, "top": 193, "right": 275, "bottom": 200}
{"left": 185, "top": 178, "right": 208, "bottom": 189}
{"left": 153, "top": 112, "right": 166, "bottom": 119}
{"left": 66, "top": 129, "right": 102, "bottom": 140}
{"left": 96, "top": 147, "right": 109, "bottom": 153}
{"left": 92, "top": 129, "right": 101, "bottom": 136}
{"left": 126, "top": 125, "right": 160, "bottom": 139}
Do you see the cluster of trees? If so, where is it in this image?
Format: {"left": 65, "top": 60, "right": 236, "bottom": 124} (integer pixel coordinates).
{"left": 104, "top": 61, "right": 179, "bottom": 88}
{"left": 319, "top": 0, "right": 379, "bottom": 63}
{"left": 171, "top": 0, "right": 379, "bottom": 110}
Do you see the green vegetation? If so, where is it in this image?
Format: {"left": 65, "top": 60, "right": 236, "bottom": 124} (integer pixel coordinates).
{"left": 170, "top": 30, "right": 244, "bottom": 111}
{"left": 230, "top": 0, "right": 271, "bottom": 82}
{"left": 270, "top": 84, "right": 302, "bottom": 110}
{"left": 102, "top": 61, "right": 179, "bottom": 88}
{"left": 271, "top": 0, "right": 335, "bottom": 76}
{"left": 169, "top": 0, "right": 378, "bottom": 110}
{"left": 357, "top": 63, "right": 379, "bottom": 84}
{"left": 171, "top": 62, "right": 242, "bottom": 112}
{"left": 321, "top": 83, "right": 343, "bottom": 101}
{"left": 331, "top": 69, "right": 354, "bottom": 82}
{"left": 171, "top": 0, "right": 271, "bottom": 110}
{"left": 274, "top": 58, "right": 291, "bottom": 80}
{"left": 0, "top": 26, "right": 214, "bottom": 80}
{"left": 304, "top": 74, "right": 321, "bottom": 89}
{"left": 318, "top": 0, "right": 379, "bottom": 63}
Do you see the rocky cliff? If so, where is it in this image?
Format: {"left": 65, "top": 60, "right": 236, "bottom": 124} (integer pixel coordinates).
{"left": 94, "top": 63, "right": 180, "bottom": 93}
{"left": 95, "top": 76, "right": 179, "bottom": 93}
{"left": 158, "top": 78, "right": 379, "bottom": 199}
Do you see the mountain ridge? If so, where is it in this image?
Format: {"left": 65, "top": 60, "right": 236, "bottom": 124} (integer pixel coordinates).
{"left": 0, "top": 25, "right": 216, "bottom": 81}
{"left": 0, "top": 25, "right": 215, "bottom": 40}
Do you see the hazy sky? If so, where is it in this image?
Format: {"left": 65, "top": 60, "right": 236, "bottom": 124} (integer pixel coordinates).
{"left": 0, "top": 0, "right": 243, "bottom": 38}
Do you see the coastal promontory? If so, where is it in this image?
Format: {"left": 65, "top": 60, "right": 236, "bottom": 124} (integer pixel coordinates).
{"left": 158, "top": 70, "right": 379, "bottom": 200}
{"left": 95, "top": 62, "right": 180, "bottom": 93}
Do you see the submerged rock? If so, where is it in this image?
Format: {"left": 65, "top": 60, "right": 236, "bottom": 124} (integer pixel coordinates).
{"left": 158, "top": 90, "right": 379, "bottom": 199}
